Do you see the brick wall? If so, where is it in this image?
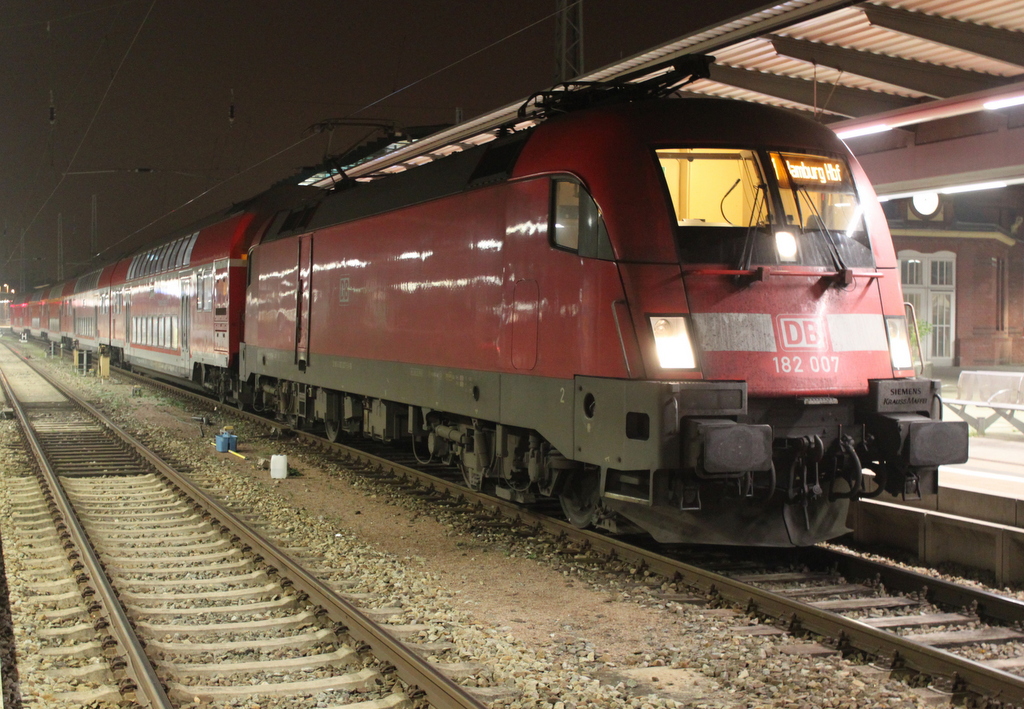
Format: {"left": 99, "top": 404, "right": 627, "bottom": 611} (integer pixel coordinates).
{"left": 892, "top": 234, "right": 1016, "bottom": 367}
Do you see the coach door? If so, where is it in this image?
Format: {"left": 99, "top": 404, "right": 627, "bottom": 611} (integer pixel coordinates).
{"left": 295, "top": 234, "right": 313, "bottom": 369}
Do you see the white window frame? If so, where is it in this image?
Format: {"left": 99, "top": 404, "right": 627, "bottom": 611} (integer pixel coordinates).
{"left": 898, "top": 249, "right": 956, "bottom": 367}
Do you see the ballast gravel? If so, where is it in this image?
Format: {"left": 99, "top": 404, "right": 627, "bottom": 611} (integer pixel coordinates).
{"left": 0, "top": 346, "right": 990, "bottom": 707}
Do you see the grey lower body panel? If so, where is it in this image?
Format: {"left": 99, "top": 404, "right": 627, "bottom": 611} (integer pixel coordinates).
{"left": 127, "top": 347, "right": 191, "bottom": 380}
{"left": 573, "top": 375, "right": 747, "bottom": 471}
{"left": 240, "top": 344, "right": 576, "bottom": 456}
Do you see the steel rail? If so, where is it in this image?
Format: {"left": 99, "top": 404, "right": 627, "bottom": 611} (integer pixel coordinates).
{"left": 805, "top": 546, "right": 1024, "bottom": 626}
{"left": 301, "top": 437, "right": 1024, "bottom": 705}
{"left": 111, "top": 365, "right": 1024, "bottom": 704}
{"left": 0, "top": 345, "right": 174, "bottom": 709}
{"left": 14, "top": 352, "right": 487, "bottom": 709}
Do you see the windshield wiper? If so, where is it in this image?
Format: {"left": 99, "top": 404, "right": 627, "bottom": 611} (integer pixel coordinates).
{"left": 736, "top": 185, "right": 768, "bottom": 273}
{"left": 796, "top": 185, "right": 849, "bottom": 276}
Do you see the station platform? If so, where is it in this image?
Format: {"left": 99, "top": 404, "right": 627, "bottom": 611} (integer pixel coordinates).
{"left": 0, "top": 345, "right": 65, "bottom": 405}
{"left": 931, "top": 366, "right": 1024, "bottom": 500}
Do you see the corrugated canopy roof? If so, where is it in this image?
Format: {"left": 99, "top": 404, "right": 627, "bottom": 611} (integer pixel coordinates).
{"left": 306, "top": 0, "right": 1024, "bottom": 190}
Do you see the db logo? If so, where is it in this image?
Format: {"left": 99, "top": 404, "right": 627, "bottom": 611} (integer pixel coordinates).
{"left": 777, "top": 316, "right": 827, "bottom": 351}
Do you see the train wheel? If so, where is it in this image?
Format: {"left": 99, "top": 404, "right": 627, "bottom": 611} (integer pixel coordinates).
{"left": 324, "top": 418, "right": 341, "bottom": 443}
{"left": 559, "top": 470, "right": 601, "bottom": 528}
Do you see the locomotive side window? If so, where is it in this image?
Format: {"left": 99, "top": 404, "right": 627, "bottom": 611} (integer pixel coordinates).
{"left": 553, "top": 180, "right": 581, "bottom": 250}
{"left": 550, "top": 178, "right": 614, "bottom": 259}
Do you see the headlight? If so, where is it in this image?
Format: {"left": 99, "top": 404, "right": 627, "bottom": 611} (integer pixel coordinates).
{"left": 775, "top": 230, "right": 798, "bottom": 262}
{"left": 649, "top": 315, "right": 697, "bottom": 369}
{"left": 885, "top": 315, "right": 914, "bottom": 371}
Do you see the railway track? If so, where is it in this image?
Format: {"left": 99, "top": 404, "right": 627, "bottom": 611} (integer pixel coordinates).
{"left": 81, "top": 356, "right": 1024, "bottom": 707}
{"left": 0, "top": 342, "right": 491, "bottom": 709}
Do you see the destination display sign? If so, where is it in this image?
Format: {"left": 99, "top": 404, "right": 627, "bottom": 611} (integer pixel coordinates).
{"left": 773, "top": 153, "right": 850, "bottom": 189}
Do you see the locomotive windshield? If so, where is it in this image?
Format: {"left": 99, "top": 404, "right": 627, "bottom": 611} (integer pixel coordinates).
{"left": 657, "top": 148, "right": 874, "bottom": 269}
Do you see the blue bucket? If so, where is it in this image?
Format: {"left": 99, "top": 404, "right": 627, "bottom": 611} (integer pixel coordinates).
{"left": 215, "top": 434, "right": 229, "bottom": 453}
{"left": 226, "top": 434, "right": 238, "bottom": 451}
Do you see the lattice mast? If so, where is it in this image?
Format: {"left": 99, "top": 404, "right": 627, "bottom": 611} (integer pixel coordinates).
{"left": 555, "top": 0, "right": 584, "bottom": 83}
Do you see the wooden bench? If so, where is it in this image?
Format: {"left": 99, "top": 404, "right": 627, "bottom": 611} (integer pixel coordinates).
{"left": 943, "top": 370, "right": 1024, "bottom": 435}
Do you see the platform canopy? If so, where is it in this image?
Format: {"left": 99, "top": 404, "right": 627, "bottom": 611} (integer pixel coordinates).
{"left": 308, "top": 0, "right": 1024, "bottom": 198}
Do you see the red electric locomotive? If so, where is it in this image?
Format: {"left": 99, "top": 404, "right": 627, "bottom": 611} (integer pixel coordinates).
{"left": 235, "top": 69, "right": 968, "bottom": 546}
{"left": 13, "top": 60, "right": 969, "bottom": 546}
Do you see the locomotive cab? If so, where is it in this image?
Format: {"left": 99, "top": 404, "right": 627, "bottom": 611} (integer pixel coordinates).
{"left": 530, "top": 100, "right": 970, "bottom": 545}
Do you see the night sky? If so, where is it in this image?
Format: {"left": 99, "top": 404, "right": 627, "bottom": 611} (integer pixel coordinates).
{"left": 0, "top": 0, "right": 771, "bottom": 290}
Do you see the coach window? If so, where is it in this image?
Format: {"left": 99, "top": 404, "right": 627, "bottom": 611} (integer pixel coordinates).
{"left": 551, "top": 178, "right": 614, "bottom": 259}
{"left": 205, "top": 272, "right": 214, "bottom": 311}
{"left": 197, "top": 271, "right": 214, "bottom": 312}
{"left": 171, "top": 238, "right": 186, "bottom": 269}
{"left": 160, "top": 243, "right": 173, "bottom": 271}
{"left": 214, "top": 269, "right": 228, "bottom": 314}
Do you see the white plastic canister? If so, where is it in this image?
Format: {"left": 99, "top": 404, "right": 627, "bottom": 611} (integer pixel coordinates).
{"left": 270, "top": 455, "right": 288, "bottom": 479}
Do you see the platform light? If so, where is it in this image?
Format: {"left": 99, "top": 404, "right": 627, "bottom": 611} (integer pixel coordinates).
{"left": 830, "top": 81, "right": 1024, "bottom": 140}
{"left": 835, "top": 124, "right": 891, "bottom": 140}
{"left": 911, "top": 192, "right": 940, "bottom": 216}
{"left": 879, "top": 179, "right": 1017, "bottom": 202}
{"left": 775, "top": 230, "right": 798, "bottom": 262}
{"left": 649, "top": 316, "right": 696, "bottom": 369}
{"left": 984, "top": 94, "right": 1024, "bottom": 111}
{"left": 939, "top": 181, "right": 1007, "bottom": 194}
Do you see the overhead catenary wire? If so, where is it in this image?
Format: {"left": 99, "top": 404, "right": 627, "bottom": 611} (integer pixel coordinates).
{"left": 13, "top": 2, "right": 580, "bottom": 279}
{"left": 0, "top": 2, "right": 144, "bottom": 32}
{"left": 351, "top": 1, "right": 577, "bottom": 118}
{"left": 93, "top": 132, "right": 321, "bottom": 260}
{"left": 89, "top": 3, "right": 577, "bottom": 264}
{"left": 6, "top": 0, "right": 157, "bottom": 274}
{"left": 8, "top": 0, "right": 131, "bottom": 262}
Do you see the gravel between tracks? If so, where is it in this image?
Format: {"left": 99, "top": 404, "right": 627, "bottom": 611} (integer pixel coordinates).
{"left": 0, "top": 421, "right": 122, "bottom": 709}
{"left": 0, "top": 348, "right": 953, "bottom": 708}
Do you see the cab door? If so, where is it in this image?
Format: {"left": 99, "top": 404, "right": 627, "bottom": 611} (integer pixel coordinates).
{"left": 295, "top": 234, "right": 313, "bottom": 369}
